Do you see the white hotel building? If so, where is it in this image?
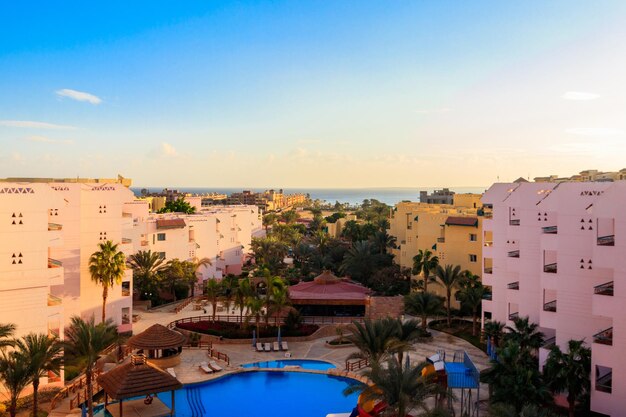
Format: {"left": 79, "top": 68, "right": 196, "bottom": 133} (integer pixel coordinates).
{"left": 481, "top": 180, "right": 626, "bottom": 416}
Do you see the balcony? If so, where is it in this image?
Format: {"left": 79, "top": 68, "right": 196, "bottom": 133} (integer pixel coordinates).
{"left": 48, "top": 258, "right": 62, "bottom": 268}
{"left": 48, "top": 328, "right": 60, "bottom": 339}
{"left": 543, "top": 263, "right": 557, "bottom": 274}
{"left": 594, "top": 281, "right": 614, "bottom": 296}
{"left": 122, "top": 237, "right": 132, "bottom": 244}
{"left": 484, "top": 241, "right": 493, "bottom": 247}
{"left": 484, "top": 267, "right": 493, "bottom": 274}
{"left": 141, "top": 240, "right": 149, "bottom": 246}
{"left": 597, "top": 235, "right": 615, "bottom": 246}
{"left": 542, "top": 336, "right": 556, "bottom": 348}
{"left": 437, "top": 237, "right": 445, "bottom": 243}
{"left": 507, "top": 250, "right": 520, "bottom": 258}
{"left": 48, "top": 222, "right": 62, "bottom": 231}
{"left": 508, "top": 312, "right": 519, "bottom": 320}
{"left": 543, "top": 300, "right": 557, "bottom": 312}
{"left": 542, "top": 225, "right": 558, "bottom": 234}
{"left": 482, "top": 293, "right": 492, "bottom": 300}
{"left": 507, "top": 282, "right": 520, "bottom": 290}
{"left": 122, "top": 212, "right": 133, "bottom": 218}
{"left": 596, "top": 372, "right": 612, "bottom": 393}
{"left": 593, "top": 327, "right": 613, "bottom": 346}
{"left": 47, "top": 294, "right": 62, "bottom": 307}
{"left": 483, "top": 212, "right": 493, "bottom": 219}
{"left": 509, "top": 219, "right": 520, "bottom": 226}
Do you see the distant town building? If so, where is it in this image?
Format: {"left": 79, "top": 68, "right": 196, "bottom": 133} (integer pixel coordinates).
{"left": 419, "top": 188, "right": 455, "bottom": 205}
{"left": 534, "top": 168, "right": 626, "bottom": 183}
{"left": 224, "top": 189, "right": 307, "bottom": 212}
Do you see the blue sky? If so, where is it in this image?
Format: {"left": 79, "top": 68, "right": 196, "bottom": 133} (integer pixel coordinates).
{"left": 1, "top": 1, "right": 625, "bottom": 187}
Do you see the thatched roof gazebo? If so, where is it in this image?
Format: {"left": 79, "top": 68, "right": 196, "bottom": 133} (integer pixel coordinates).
{"left": 127, "top": 324, "right": 187, "bottom": 368}
{"left": 97, "top": 354, "right": 182, "bottom": 417}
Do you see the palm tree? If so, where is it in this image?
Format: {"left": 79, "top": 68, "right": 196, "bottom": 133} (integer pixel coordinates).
{"left": 15, "top": 333, "right": 63, "bottom": 415}
{"left": 262, "top": 213, "right": 278, "bottom": 231}
{"left": 346, "top": 319, "right": 399, "bottom": 365}
{"left": 246, "top": 296, "right": 264, "bottom": 340}
{"left": 0, "top": 323, "right": 16, "bottom": 350}
{"left": 504, "top": 316, "right": 544, "bottom": 353}
{"left": 0, "top": 350, "right": 32, "bottom": 417}
{"left": 339, "top": 241, "right": 377, "bottom": 284}
{"left": 204, "top": 278, "right": 222, "bottom": 321}
{"left": 412, "top": 249, "right": 439, "bottom": 293}
{"left": 188, "top": 257, "right": 213, "bottom": 296}
{"left": 127, "top": 250, "right": 167, "bottom": 299}
{"left": 543, "top": 339, "right": 591, "bottom": 417}
{"left": 63, "top": 316, "right": 118, "bottom": 417}
{"left": 89, "top": 241, "right": 126, "bottom": 322}
{"left": 484, "top": 320, "right": 505, "bottom": 350}
{"left": 261, "top": 275, "right": 285, "bottom": 326}
{"left": 344, "top": 359, "right": 439, "bottom": 417}
{"left": 433, "top": 264, "right": 463, "bottom": 327}
{"left": 456, "top": 283, "right": 487, "bottom": 336}
{"left": 391, "top": 318, "right": 423, "bottom": 365}
{"left": 271, "top": 285, "right": 290, "bottom": 327}
{"left": 234, "top": 278, "right": 252, "bottom": 326}
{"left": 370, "top": 230, "right": 397, "bottom": 255}
{"left": 404, "top": 292, "right": 444, "bottom": 331}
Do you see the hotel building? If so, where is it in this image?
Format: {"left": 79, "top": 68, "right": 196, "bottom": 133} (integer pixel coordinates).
{"left": 481, "top": 181, "right": 626, "bottom": 416}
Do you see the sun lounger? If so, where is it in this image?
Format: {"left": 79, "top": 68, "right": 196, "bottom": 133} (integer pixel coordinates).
{"left": 256, "top": 343, "right": 263, "bottom": 352}
{"left": 264, "top": 342, "right": 271, "bottom": 351}
{"left": 199, "top": 362, "right": 213, "bottom": 374}
{"left": 273, "top": 342, "right": 280, "bottom": 351}
{"left": 281, "top": 341, "right": 289, "bottom": 351}
{"left": 166, "top": 368, "right": 177, "bottom": 378}
{"left": 208, "top": 360, "right": 223, "bottom": 372}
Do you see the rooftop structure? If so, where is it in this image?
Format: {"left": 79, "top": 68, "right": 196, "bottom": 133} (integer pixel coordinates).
{"left": 534, "top": 168, "right": 626, "bottom": 183}
{"left": 420, "top": 188, "right": 455, "bottom": 205}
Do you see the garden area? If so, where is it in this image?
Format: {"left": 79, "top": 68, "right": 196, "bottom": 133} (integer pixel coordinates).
{"left": 428, "top": 318, "right": 485, "bottom": 350}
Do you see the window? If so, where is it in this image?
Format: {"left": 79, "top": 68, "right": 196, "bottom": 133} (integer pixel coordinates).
{"left": 122, "top": 307, "right": 130, "bottom": 325}
{"left": 469, "top": 233, "right": 477, "bottom": 241}
{"left": 122, "top": 281, "right": 130, "bottom": 296}
{"left": 157, "top": 233, "right": 166, "bottom": 241}
{"left": 469, "top": 254, "right": 477, "bottom": 263}
{"left": 158, "top": 252, "right": 166, "bottom": 260}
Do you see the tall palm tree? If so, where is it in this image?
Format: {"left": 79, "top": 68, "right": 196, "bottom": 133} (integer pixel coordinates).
{"left": 457, "top": 284, "right": 487, "bottom": 336}
{"left": 504, "top": 316, "right": 544, "bottom": 353}
{"left": 346, "top": 319, "right": 399, "bottom": 365}
{"left": 271, "top": 285, "right": 290, "bottom": 327}
{"left": 188, "top": 257, "right": 213, "bottom": 296}
{"left": 412, "top": 249, "right": 439, "bottom": 293}
{"left": 259, "top": 273, "right": 285, "bottom": 325}
{"left": 0, "top": 323, "right": 16, "bottom": 350}
{"left": 370, "top": 230, "right": 397, "bottom": 255}
{"left": 63, "top": 316, "right": 118, "bottom": 417}
{"left": 434, "top": 264, "right": 463, "bottom": 327}
{"left": 344, "top": 359, "right": 439, "bottom": 417}
{"left": 246, "top": 296, "right": 264, "bottom": 340}
{"left": 543, "top": 339, "right": 591, "bottom": 417}
{"left": 339, "top": 241, "right": 377, "bottom": 284}
{"left": 15, "top": 333, "right": 63, "bottom": 415}
{"left": 484, "top": 320, "right": 505, "bottom": 350}
{"left": 262, "top": 213, "right": 278, "bottom": 231}
{"left": 391, "top": 318, "right": 423, "bottom": 365}
{"left": 0, "top": 350, "right": 32, "bottom": 417}
{"left": 127, "top": 250, "right": 167, "bottom": 299}
{"left": 404, "top": 292, "right": 444, "bottom": 331}
{"left": 234, "top": 278, "right": 252, "bottom": 326}
{"left": 204, "top": 278, "right": 222, "bottom": 321}
{"left": 89, "top": 241, "right": 126, "bottom": 322}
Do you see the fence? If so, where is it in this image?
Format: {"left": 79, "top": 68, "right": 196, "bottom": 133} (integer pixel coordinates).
{"left": 208, "top": 348, "right": 230, "bottom": 365}
{"left": 345, "top": 358, "right": 369, "bottom": 371}
{"left": 173, "top": 295, "right": 205, "bottom": 314}
{"left": 169, "top": 314, "right": 364, "bottom": 330}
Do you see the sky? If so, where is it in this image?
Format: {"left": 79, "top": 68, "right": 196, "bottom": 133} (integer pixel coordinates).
{"left": 1, "top": 1, "right": 625, "bottom": 188}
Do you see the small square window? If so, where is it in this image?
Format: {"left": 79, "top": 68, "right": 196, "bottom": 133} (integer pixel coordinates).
{"left": 469, "top": 234, "right": 477, "bottom": 241}
{"left": 157, "top": 233, "right": 166, "bottom": 241}
{"left": 469, "top": 254, "right": 477, "bottom": 262}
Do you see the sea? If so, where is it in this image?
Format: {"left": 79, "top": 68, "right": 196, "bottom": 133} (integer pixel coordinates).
{"left": 131, "top": 186, "right": 487, "bottom": 207}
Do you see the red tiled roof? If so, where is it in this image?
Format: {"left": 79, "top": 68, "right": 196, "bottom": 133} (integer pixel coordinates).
{"left": 156, "top": 218, "right": 186, "bottom": 229}
{"left": 445, "top": 216, "right": 478, "bottom": 227}
{"left": 289, "top": 271, "right": 371, "bottom": 301}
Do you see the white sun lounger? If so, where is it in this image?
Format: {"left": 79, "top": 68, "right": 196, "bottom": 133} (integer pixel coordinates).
{"left": 281, "top": 341, "right": 289, "bottom": 351}
{"left": 208, "top": 360, "right": 223, "bottom": 372}
{"left": 264, "top": 342, "right": 271, "bottom": 352}
{"left": 199, "top": 362, "right": 213, "bottom": 374}
{"left": 256, "top": 343, "right": 263, "bottom": 352}
{"left": 166, "top": 368, "right": 177, "bottom": 378}
{"left": 273, "top": 342, "right": 280, "bottom": 351}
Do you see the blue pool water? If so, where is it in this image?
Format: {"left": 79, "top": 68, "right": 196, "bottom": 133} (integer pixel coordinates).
{"left": 241, "top": 359, "right": 336, "bottom": 370}
{"left": 157, "top": 371, "right": 361, "bottom": 417}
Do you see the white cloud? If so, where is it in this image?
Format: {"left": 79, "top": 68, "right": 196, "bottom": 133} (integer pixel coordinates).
{"left": 414, "top": 108, "right": 451, "bottom": 114}
{"left": 0, "top": 120, "right": 77, "bottom": 130}
{"left": 562, "top": 91, "right": 600, "bottom": 100}
{"left": 565, "top": 127, "right": 623, "bottom": 136}
{"left": 24, "top": 135, "right": 73, "bottom": 144}
{"left": 161, "top": 142, "right": 177, "bottom": 156}
{"left": 55, "top": 89, "right": 102, "bottom": 105}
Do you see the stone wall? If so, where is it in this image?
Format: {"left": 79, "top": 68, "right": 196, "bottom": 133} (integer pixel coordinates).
{"left": 365, "top": 296, "right": 404, "bottom": 319}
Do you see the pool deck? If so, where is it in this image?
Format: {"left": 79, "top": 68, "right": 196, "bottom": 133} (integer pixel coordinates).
{"left": 106, "top": 398, "right": 172, "bottom": 417}
{"left": 51, "top": 302, "right": 492, "bottom": 417}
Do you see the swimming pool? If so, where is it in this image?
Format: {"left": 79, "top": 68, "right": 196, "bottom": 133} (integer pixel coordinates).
{"left": 241, "top": 359, "right": 336, "bottom": 370}
{"left": 158, "top": 371, "right": 360, "bottom": 417}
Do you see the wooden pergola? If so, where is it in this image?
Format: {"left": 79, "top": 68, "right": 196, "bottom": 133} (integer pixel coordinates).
{"left": 127, "top": 324, "right": 187, "bottom": 360}
{"left": 97, "top": 355, "right": 182, "bottom": 417}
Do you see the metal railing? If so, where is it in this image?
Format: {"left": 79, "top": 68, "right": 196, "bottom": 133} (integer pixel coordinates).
{"left": 543, "top": 263, "right": 557, "bottom": 273}
{"left": 594, "top": 281, "right": 614, "bottom": 296}
{"left": 509, "top": 219, "right": 520, "bottom": 226}
{"left": 597, "top": 235, "right": 615, "bottom": 246}
{"left": 507, "top": 250, "right": 520, "bottom": 258}
{"left": 345, "top": 358, "right": 369, "bottom": 371}
{"left": 543, "top": 300, "right": 557, "bottom": 312}
{"left": 593, "top": 327, "right": 613, "bottom": 346}
{"left": 173, "top": 295, "right": 205, "bottom": 314}
{"left": 170, "top": 314, "right": 364, "bottom": 330}
{"left": 208, "top": 348, "right": 230, "bottom": 365}
{"left": 507, "top": 282, "right": 519, "bottom": 290}
{"left": 542, "top": 225, "right": 558, "bottom": 234}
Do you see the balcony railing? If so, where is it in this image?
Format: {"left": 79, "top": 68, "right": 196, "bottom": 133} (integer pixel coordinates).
{"left": 597, "top": 235, "right": 615, "bottom": 246}
{"left": 509, "top": 219, "right": 520, "bottom": 226}
{"left": 543, "top": 300, "right": 557, "bottom": 312}
{"left": 508, "top": 250, "right": 520, "bottom": 258}
{"left": 48, "top": 222, "right": 63, "bottom": 231}
{"left": 508, "top": 312, "right": 519, "bottom": 320}
{"left": 484, "top": 267, "right": 493, "bottom": 274}
{"left": 594, "top": 281, "right": 614, "bottom": 296}
{"left": 596, "top": 372, "right": 612, "bottom": 393}
{"left": 48, "top": 258, "right": 62, "bottom": 268}
{"left": 542, "top": 225, "right": 558, "bottom": 234}
{"left": 507, "top": 282, "right": 519, "bottom": 290}
{"left": 593, "top": 327, "right": 613, "bottom": 346}
{"left": 543, "top": 263, "right": 557, "bottom": 273}
{"left": 484, "top": 241, "right": 493, "bottom": 247}
{"left": 47, "top": 294, "right": 62, "bottom": 307}
{"left": 437, "top": 237, "right": 445, "bottom": 243}
{"left": 542, "top": 336, "right": 556, "bottom": 348}
{"left": 482, "top": 293, "right": 492, "bottom": 300}
{"left": 122, "top": 212, "right": 133, "bottom": 218}
{"left": 122, "top": 237, "right": 132, "bottom": 244}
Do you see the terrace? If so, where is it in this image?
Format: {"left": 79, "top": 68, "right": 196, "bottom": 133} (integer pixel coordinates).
{"left": 593, "top": 327, "right": 613, "bottom": 346}
{"left": 597, "top": 235, "right": 615, "bottom": 246}
{"left": 594, "top": 281, "right": 614, "bottom": 296}
{"left": 543, "top": 300, "right": 557, "bottom": 312}
{"left": 543, "top": 263, "right": 557, "bottom": 274}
